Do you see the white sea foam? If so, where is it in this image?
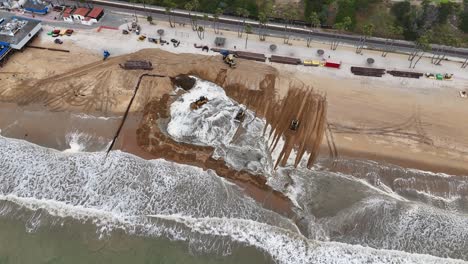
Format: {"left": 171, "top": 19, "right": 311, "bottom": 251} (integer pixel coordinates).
{"left": 0, "top": 135, "right": 295, "bottom": 231}
{"left": 62, "top": 131, "right": 112, "bottom": 153}
{"left": 1, "top": 135, "right": 467, "bottom": 262}
{"left": 165, "top": 78, "right": 312, "bottom": 208}
{"left": 166, "top": 78, "right": 274, "bottom": 176}
{"left": 1, "top": 194, "right": 465, "bottom": 264}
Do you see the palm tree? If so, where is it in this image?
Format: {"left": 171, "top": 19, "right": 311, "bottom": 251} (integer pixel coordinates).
{"left": 129, "top": 0, "right": 138, "bottom": 22}
{"left": 184, "top": 2, "right": 194, "bottom": 29}
{"left": 213, "top": 8, "right": 223, "bottom": 34}
{"left": 431, "top": 33, "right": 459, "bottom": 65}
{"left": 281, "top": 6, "right": 297, "bottom": 44}
{"left": 331, "top": 17, "right": 351, "bottom": 50}
{"left": 191, "top": 0, "right": 200, "bottom": 31}
{"left": 258, "top": 0, "right": 272, "bottom": 41}
{"left": 462, "top": 57, "right": 468, "bottom": 69}
{"left": 409, "top": 35, "right": 430, "bottom": 68}
{"left": 164, "top": 0, "right": 176, "bottom": 28}
{"left": 356, "top": 23, "right": 374, "bottom": 54}
{"left": 258, "top": 12, "right": 268, "bottom": 41}
{"left": 203, "top": 14, "right": 209, "bottom": 32}
{"left": 244, "top": 24, "right": 252, "bottom": 49}
{"left": 381, "top": 25, "right": 403, "bottom": 57}
{"left": 236, "top": 8, "right": 249, "bottom": 38}
{"left": 185, "top": 0, "right": 199, "bottom": 31}
{"left": 307, "top": 12, "right": 320, "bottom": 47}
{"left": 197, "top": 25, "right": 204, "bottom": 39}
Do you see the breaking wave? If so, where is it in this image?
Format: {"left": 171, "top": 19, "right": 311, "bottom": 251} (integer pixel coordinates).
{"left": 0, "top": 135, "right": 467, "bottom": 263}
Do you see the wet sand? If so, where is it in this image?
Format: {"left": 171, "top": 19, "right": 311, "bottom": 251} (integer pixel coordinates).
{"left": 1, "top": 45, "right": 468, "bottom": 223}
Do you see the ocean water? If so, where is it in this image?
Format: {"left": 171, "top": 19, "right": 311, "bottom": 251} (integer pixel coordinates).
{"left": 0, "top": 78, "right": 467, "bottom": 263}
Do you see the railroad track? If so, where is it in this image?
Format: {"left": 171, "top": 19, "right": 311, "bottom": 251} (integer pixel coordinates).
{"left": 88, "top": 0, "right": 468, "bottom": 59}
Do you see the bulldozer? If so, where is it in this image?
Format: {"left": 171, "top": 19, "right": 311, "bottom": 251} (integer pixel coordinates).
{"left": 290, "top": 119, "right": 300, "bottom": 131}
{"left": 224, "top": 54, "right": 236, "bottom": 68}
{"left": 234, "top": 108, "right": 245, "bottom": 122}
{"left": 190, "top": 96, "right": 209, "bottom": 110}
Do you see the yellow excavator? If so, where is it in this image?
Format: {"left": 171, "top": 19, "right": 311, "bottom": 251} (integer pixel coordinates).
{"left": 224, "top": 54, "right": 236, "bottom": 68}
{"left": 220, "top": 50, "right": 236, "bottom": 68}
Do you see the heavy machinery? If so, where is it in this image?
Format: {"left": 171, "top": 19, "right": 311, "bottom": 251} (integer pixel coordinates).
{"left": 219, "top": 50, "right": 236, "bottom": 68}
{"left": 190, "top": 96, "right": 208, "bottom": 110}
{"left": 224, "top": 54, "right": 236, "bottom": 68}
{"left": 290, "top": 119, "right": 300, "bottom": 131}
{"left": 234, "top": 108, "right": 245, "bottom": 122}
{"left": 103, "top": 50, "right": 110, "bottom": 61}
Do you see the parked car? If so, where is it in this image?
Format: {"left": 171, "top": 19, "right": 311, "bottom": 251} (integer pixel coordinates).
{"left": 54, "top": 39, "right": 63, "bottom": 44}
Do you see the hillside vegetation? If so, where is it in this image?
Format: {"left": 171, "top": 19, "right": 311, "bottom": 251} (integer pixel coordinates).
{"left": 128, "top": 0, "right": 468, "bottom": 47}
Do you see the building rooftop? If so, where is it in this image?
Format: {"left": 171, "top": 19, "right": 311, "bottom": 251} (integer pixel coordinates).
{"left": 0, "top": 16, "right": 41, "bottom": 49}
{"left": 87, "top": 7, "right": 103, "bottom": 19}
{"left": 64, "top": 7, "right": 73, "bottom": 14}
{"left": 73, "top": 7, "right": 89, "bottom": 17}
{"left": 23, "top": 0, "right": 49, "bottom": 12}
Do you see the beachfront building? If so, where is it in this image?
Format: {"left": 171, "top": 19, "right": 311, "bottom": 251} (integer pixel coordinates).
{"left": 62, "top": 7, "right": 73, "bottom": 23}
{"left": 0, "top": 16, "right": 42, "bottom": 66}
{"left": 64, "top": 7, "right": 104, "bottom": 25}
{"left": 71, "top": 7, "right": 89, "bottom": 21}
{"left": 86, "top": 7, "right": 104, "bottom": 23}
{"left": 22, "top": 0, "right": 49, "bottom": 15}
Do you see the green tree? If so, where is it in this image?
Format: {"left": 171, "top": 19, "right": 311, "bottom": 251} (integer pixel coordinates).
{"left": 164, "top": 0, "right": 177, "bottom": 28}
{"left": 438, "top": 2, "right": 457, "bottom": 24}
{"left": 431, "top": 31, "right": 460, "bottom": 65}
{"left": 257, "top": 0, "right": 272, "bottom": 41}
{"left": 184, "top": 2, "right": 195, "bottom": 30}
{"left": 409, "top": 34, "right": 430, "bottom": 68}
{"left": 197, "top": 25, "right": 204, "bottom": 39}
{"left": 258, "top": 12, "right": 268, "bottom": 41}
{"left": 381, "top": 25, "right": 403, "bottom": 57}
{"left": 307, "top": 12, "right": 320, "bottom": 47}
{"left": 356, "top": 23, "right": 374, "bottom": 53}
{"left": 213, "top": 8, "right": 223, "bottom": 34}
{"left": 335, "top": 0, "right": 356, "bottom": 29}
{"left": 281, "top": 5, "right": 298, "bottom": 44}
{"left": 459, "top": 11, "right": 468, "bottom": 33}
{"left": 129, "top": 0, "right": 138, "bottom": 22}
{"left": 331, "top": 16, "right": 351, "bottom": 50}
{"left": 244, "top": 24, "right": 252, "bottom": 48}
{"left": 184, "top": 0, "right": 200, "bottom": 31}
{"left": 236, "top": 8, "right": 250, "bottom": 38}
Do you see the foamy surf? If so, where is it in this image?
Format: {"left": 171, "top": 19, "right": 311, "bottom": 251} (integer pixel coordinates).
{"left": 0, "top": 195, "right": 465, "bottom": 264}
{"left": 0, "top": 135, "right": 467, "bottom": 262}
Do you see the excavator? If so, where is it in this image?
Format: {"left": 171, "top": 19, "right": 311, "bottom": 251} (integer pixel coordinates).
{"left": 190, "top": 96, "right": 209, "bottom": 110}
{"left": 220, "top": 50, "right": 236, "bottom": 68}
{"left": 224, "top": 54, "right": 236, "bottom": 68}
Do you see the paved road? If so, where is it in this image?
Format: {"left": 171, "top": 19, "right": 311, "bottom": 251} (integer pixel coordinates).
{"left": 4, "top": 1, "right": 468, "bottom": 61}
{"left": 84, "top": 0, "right": 468, "bottom": 60}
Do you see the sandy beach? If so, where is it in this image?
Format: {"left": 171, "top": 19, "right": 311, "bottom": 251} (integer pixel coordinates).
{"left": 1, "top": 21, "right": 467, "bottom": 176}
{"left": 2, "top": 10, "right": 468, "bottom": 263}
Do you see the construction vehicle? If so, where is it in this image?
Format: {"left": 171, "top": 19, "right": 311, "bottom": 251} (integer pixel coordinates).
{"left": 103, "top": 50, "right": 110, "bottom": 61}
{"left": 234, "top": 108, "right": 245, "bottom": 122}
{"left": 224, "top": 54, "right": 236, "bottom": 68}
{"left": 219, "top": 50, "right": 236, "bottom": 68}
{"left": 190, "top": 96, "right": 208, "bottom": 110}
{"left": 290, "top": 119, "right": 300, "bottom": 131}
